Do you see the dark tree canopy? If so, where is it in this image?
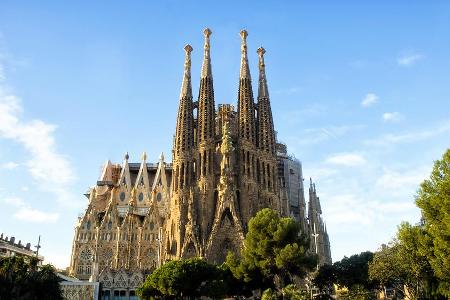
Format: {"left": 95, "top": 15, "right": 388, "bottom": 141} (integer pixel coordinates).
{"left": 313, "top": 251, "right": 375, "bottom": 299}
{"left": 0, "top": 256, "right": 62, "bottom": 300}
{"left": 226, "top": 208, "right": 316, "bottom": 291}
{"left": 137, "top": 258, "right": 235, "bottom": 299}
{"left": 333, "top": 251, "right": 375, "bottom": 290}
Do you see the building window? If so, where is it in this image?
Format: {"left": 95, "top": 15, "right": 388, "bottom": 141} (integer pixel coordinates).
{"left": 120, "top": 192, "right": 126, "bottom": 202}
{"left": 138, "top": 192, "right": 144, "bottom": 202}
{"left": 101, "top": 290, "right": 111, "bottom": 300}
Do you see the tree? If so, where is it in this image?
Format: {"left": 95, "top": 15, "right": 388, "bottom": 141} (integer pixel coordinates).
{"left": 226, "top": 208, "right": 316, "bottom": 292}
{"left": 313, "top": 263, "right": 336, "bottom": 293}
{"left": 0, "top": 256, "right": 62, "bottom": 300}
{"left": 333, "top": 251, "right": 375, "bottom": 291}
{"left": 369, "top": 223, "right": 444, "bottom": 300}
{"left": 416, "top": 149, "right": 450, "bottom": 296}
{"left": 368, "top": 243, "right": 404, "bottom": 297}
{"left": 137, "top": 257, "right": 231, "bottom": 299}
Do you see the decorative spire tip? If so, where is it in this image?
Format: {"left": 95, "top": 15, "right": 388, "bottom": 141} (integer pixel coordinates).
{"left": 203, "top": 28, "right": 212, "bottom": 38}
{"left": 142, "top": 151, "right": 147, "bottom": 161}
{"left": 240, "top": 29, "right": 248, "bottom": 40}
{"left": 184, "top": 44, "right": 193, "bottom": 53}
{"left": 257, "top": 46, "right": 266, "bottom": 56}
{"left": 124, "top": 152, "right": 129, "bottom": 160}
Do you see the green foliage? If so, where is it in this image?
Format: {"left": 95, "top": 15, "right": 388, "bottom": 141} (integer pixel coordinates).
{"left": 416, "top": 149, "right": 450, "bottom": 296}
{"left": 262, "top": 288, "right": 279, "bottom": 300}
{"left": 333, "top": 251, "right": 375, "bottom": 291}
{"left": 0, "top": 256, "right": 62, "bottom": 300}
{"left": 368, "top": 243, "right": 403, "bottom": 289}
{"left": 313, "top": 263, "right": 336, "bottom": 293}
{"left": 368, "top": 223, "right": 444, "bottom": 299}
{"left": 226, "top": 208, "right": 316, "bottom": 291}
{"left": 313, "top": 252, "right": 375, "bottom": 298}
{"left": 281, "top": 284, "right": 308, "bottom": 300}
{"left": 337, "top": 284, "right": 376, "bottom": 300}
{"left": 137, "top": 257, "right": 232, "bottom": 299}
{"left": 261, "top": 285, "right": 307, "bottom": 300}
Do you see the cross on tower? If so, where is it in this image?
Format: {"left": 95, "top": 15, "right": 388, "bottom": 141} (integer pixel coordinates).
{"left": 34, "top": 235, "right": 41, "bottom": 257}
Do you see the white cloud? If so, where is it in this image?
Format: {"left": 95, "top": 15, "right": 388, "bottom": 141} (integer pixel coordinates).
{"left": 325, "top": 193, "right": 417, "bottom": 228}
{"left": 361, "top": 93, "right": 378, "bottom": 107}
{"left": 0, "top": 62, "right": 79, "bottom": 207}
{"left": 14, "top": 207, "right": 59, "bottom": 223}
{"left": 325, "top": 152, "right": 367, "bottom": 167}
{"left": 1, "top": 161, "right": 19, "bottom": 169}
{"left": 382, "top": 112, "right": 404, "bottom": 123}
{"left": 376, "top": 167, "right": 429, "bottom": 195}
{"left": 3, "top": 196, "right": 59, "bottom": 223}
{"left": 398, "top": 54, "right": 423, "bottom": 66}
{"left": 365, "top": 121, "right": 450, "bottom": 146}
{"left": 3, "top": 196, "right": 26, "bottom": 207}
{"left": 286, "top": 124, "right": 364, "bottom": 147}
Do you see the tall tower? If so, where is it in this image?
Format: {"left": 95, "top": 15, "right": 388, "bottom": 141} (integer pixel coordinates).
{"left": 256, "top": 47, "right": 279, "bottom": 211}
{"left": 166, "top": 44, "right": 195, "bottom": 259}
{"left": 196, "top": 28, "right": 216, "bottom": 246}
{"left": 308, "top": 179, "right": 332, "bottom": 265}
{"left": 237, "top": 30, "right": 258, "bottom": 226}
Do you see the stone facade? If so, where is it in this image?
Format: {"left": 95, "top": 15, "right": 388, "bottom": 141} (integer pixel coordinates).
{"left": 69, "top": 155, "right": 170, "bottom": 281}
{"left": 164, "top": 29, "right": 279, "bottom": 264}
{"left": 308, "top": 179, "right": 332, "bottom": 266}
{"left": 69, "top": 28, "right": 332, "bottom": 296}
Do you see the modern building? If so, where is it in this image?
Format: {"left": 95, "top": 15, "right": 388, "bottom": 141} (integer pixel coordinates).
{"left": 0, "top": 233, "right": 43, "bottom": 264}
{"left": 277, "top": 142, "right": 307, "bottom": 229}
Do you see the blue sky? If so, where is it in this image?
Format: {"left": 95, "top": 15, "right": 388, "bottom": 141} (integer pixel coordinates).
{"left": 0, "top": 1, "right": 449, "bottom": 268}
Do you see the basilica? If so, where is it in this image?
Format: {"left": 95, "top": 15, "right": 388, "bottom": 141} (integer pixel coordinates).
{"left": 69, "top": 29, "right": 331, "bottom": 298}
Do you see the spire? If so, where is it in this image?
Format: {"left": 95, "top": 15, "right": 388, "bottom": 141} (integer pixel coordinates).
{"left": 197, "top": 28, "right": 215, "bottom": 144}
{"left": 174, "top": 45, "right": 195, "bottom": 156}
{"left": 201, "top": 28, "right": 212, "bottom": 79}
{"left": 180, "top": 45, "right": 193, "bottom": 99}
{"left": 256, "top": 46, "right": 275, "bottom": 154}
{"left": 257, "top": 47, "right": 269, "bottom": 98}
{"left": 240, "top": 30, "right": 251, "bottom": 80}
{"left": 237, "top": 29, "right": 256, "bottom": 144}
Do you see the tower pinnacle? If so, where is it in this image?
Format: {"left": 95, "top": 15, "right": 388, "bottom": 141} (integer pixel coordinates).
{"left": 180, "top": 44, "right": 193, "bottom": 99}
{"left": 174, "top": 44, "right": 194, "bottom": 157}
{"left": 257, "top": 47, "right": 269, "bottom": 98}
{"left": 197, "top": 28, "right": 215, "bottom": 145}
{"left": 201, "top": 28, "right": 212, "bottom": 78}
{"left": 239, "top": 30, "right": 251, "bottom": 80}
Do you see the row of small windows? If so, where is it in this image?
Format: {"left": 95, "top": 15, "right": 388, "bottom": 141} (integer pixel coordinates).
{"left": 76, "top": 264, "right": 92, "bottom": 275}
{"left": 80, "top": 229, "right": 157, "bottom": 242}
{"left": 119, "top": 191, "right": 162, "bottom": 202}
{"left": 101, "top": 289, "right": 138, "bottom": 300}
